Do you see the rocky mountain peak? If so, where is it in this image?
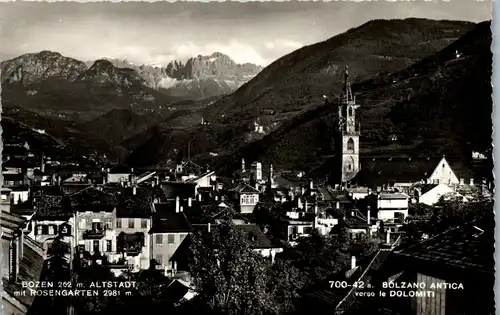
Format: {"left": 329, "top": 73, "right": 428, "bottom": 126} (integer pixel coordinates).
{"left": 1, "top": 50, "right": 88, "bottom": 85}
{"left": 77, "top": 59, "right": 145, "bottom": 88}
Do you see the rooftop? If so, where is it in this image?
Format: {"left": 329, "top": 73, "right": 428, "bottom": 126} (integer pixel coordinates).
{"left": 149, "top": 203, "right": 193, "bottom": 233}
{"left": 396, "top": 213, "right": 494, "bottom": 274}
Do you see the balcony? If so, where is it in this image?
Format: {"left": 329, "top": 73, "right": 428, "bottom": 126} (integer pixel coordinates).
{"left": 82, "top": 228, "right": 106, "bottom": 240}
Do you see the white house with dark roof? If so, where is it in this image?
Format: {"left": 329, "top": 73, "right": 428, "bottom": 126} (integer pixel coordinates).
{"left": 229, "top": 183, "right": 261, "bottom": 214}
{"left": 107, "top": 164, "right": 133, "bottom": 184}
{"left": 28, "top": 194, "right": 75, "bottom": 258}
{"left": 375, "top": 192, "right": 409, "bottom": 223}
{"left": 150, "top": 199, "right": 193, "bottom": 277}
{"left": 70, "top": 187, "right": 119, "bottom": 264}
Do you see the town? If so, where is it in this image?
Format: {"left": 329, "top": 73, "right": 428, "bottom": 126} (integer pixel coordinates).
{"left": 1, "top": 66, "right": 494, "bottom": 315}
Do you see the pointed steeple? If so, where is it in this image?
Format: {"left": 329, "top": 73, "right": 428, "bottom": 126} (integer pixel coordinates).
{"left": 341, "top": 65, "right": 354, "bottom": 104}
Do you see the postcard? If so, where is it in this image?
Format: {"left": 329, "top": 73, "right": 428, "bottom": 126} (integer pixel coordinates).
{"left": 0, "top": 0, "right": 494, "bottom": 314}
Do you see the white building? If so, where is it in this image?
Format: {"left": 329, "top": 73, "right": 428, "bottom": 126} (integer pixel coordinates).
{"left": 376, "top": 192, "right": 409, "bottom": 222}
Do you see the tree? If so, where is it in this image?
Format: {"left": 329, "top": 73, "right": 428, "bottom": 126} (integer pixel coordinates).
{"left": 189, "top": 218, "right": 275, "bottom": 315}
{"left": 267, "top": 260, "right": 305, "bottom": 315}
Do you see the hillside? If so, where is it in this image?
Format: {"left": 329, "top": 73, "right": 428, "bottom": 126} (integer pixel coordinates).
{"left": 2, "top": 106, "right": 129, "bottom": 161}
{"left": 201, "top": 18, "right": 475, "bottom": 124}
{"left": 76, "top": 108, "right": 158, "bottom": 144}
{"left": 213, "top": 21, "right": 492, "bottom": 176}
{"left": 125, "top": 18, "right": 477, "bottom": 167}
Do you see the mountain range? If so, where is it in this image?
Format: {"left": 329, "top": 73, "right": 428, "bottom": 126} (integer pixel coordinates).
{"left": 1, "top": 18, "right": 492, "bottom": 178}
{"left": 93, "top": 52, "right": 262, "bottom": 99}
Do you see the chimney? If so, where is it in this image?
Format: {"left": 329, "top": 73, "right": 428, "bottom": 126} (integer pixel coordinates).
{"left": 208, "top": 223, "right": 211, "bottom": 233}
{"left": 351, "top": 256, "right": 356, "bottom": 270}
{"left": 175, "top": 196, "right": 180, "bottom": 213}
{"left": 132, "top": 186, "right": 137, "bottom": 195}
{"left": 470, "top": 178, "right": 474, "bottom": 186}
{"left": 309, "top": 179, "right": 313, "bottom": 190}
{"left": 460, "top": 178, "right": 464, "bottom": 185}
{"left": 336, "top": 201, "right": 340, "bottom": 209}
{"left": 188, "top": 197, "right": 192, "bottom": 207}
{"left": 367, "top": 206, "right": 371, "bottom": 224}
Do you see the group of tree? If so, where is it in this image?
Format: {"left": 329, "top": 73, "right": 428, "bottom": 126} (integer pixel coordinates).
{"left": 187, "top": 213, "right": 379, "bottom": 315}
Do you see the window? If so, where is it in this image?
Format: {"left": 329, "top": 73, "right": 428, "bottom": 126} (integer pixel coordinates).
{"left": 79, "top": 219, "right": 86, "bottom": 230}
{"left": 347, "top": 138, "right": 355, "bottom": 153}
{"left": 128, "top": 219, "right": 135, "bottom": 229}
{"left": 348, "top": 107, "right": 353, "bottom": 116}
{"left": 105, "top": 219, "right": 113, "bottom": 229}
{"left": 36, "top": 225, "right": 43, "bottom": 235}
{"left": 116, "top": 219, "right": 122, "bottom": 229}
{"left": 155, "top": 253, "right": 163, "bottom": 264}
{"left": 48, "top": 225, "right": 55, "bottom": 235}
{"left": 93, "top": 240, "right": 100, "bottom": 253}
{"left": 167, "top": 234, "right": 175, "bottom": 244}
{"left": 416, "top": 273, "right": 446, "bottom": 315}
{"left": 141, "top": 219, "right": 148, "bottom": 228}
{"left": 106, "top": 240, "right": 112, "bottom": 252}
{"left": 156, "top": 234, "right": 163, "bottom": 245}
{"left": 242, "top": 194, "right": 256, "bottom": 205}
{"left": 92, "top": 222, "right": 102, "bottom": 231}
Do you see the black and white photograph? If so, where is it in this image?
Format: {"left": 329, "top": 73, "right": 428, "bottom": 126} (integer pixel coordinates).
{"left": 0, "top": 0, "right": 494, "bottom": 314}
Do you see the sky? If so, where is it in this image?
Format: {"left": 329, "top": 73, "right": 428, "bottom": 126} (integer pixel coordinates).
{"left": 0, "top": 0, "right": 491, "bottom": 66}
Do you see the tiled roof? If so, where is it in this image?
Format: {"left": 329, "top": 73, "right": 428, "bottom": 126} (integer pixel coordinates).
{"left": 355, "top": 156, "right": 446, "bottom": 187}
{"left": 378, "top": 193, "right": 410, "bottom": 200}
{"left": 149, "top": 203, "right": 193, "bottom": 233}
{"left": 70, "top": 187, "right": 118, "bottom": 212}
{"left": 229, "top": 183, "right": 260, "bottom": 194}
{"left": 32, "top": 186, "right": 63, "bottom": 196}
{"left": 2, "top": 236, "right": 45, "bottom": 308}
{"left": 32, "top": 195, "right": 73, "bottom": 220}
{"left": 116, "top": 187, "right": 153, "bottom": 218}
{"left": 396, "top": 213, "right": 494, "bottom": 274}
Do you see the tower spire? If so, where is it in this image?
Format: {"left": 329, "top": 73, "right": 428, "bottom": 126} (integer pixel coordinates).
{"left": 342, "top": 65, "right": 353, "bottom": 104}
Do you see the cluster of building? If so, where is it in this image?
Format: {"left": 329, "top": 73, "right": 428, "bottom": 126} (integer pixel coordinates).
{"left": 1, "top": 67, "right": 494, "bottom": 315}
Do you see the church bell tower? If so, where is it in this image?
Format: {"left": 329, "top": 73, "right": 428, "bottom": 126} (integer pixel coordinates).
{"left": 335, "top": 65, "right": 360, "bottom": 185}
